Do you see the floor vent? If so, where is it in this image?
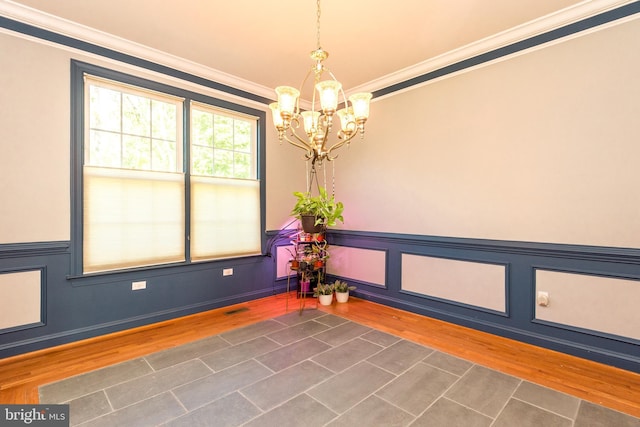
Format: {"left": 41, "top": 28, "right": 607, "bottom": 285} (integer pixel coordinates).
{"left": 224, "top": 307, "right": 249, "bottom": 315}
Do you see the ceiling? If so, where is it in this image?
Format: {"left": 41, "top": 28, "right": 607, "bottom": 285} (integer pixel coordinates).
{"left": 1, "top": 0, "right": 631, "bottom": 99}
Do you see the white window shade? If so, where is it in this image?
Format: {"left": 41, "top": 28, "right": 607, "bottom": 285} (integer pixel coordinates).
{"left": 83, "top": 166, "right": 185, "bottom": 273}
{"left": 191, "top": 176, "right": 261, "bottom": 261}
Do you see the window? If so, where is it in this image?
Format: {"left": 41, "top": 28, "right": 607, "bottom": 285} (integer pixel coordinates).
{"left": 189, "top": 103, "right": 261, "bottom": 261}
{"left": 74, "top": 63, "right": 264, "bottom": 275}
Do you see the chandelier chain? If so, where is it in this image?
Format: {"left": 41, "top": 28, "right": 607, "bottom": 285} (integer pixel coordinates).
{"left": 331, "top": 160, "right": 336, "bottom": 198}
{"left": 316, "top": 0, "right": 322, "bottom": 49}
{"left": 323, "top": 160, "right": 327, "bottom": 192}
{"left": 305, "top": 160, "right": 310, "bottom": 194}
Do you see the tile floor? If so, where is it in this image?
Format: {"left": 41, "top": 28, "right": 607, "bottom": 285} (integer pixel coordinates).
{"left": 39, "top": 311, "right": 640, "bottom": 426}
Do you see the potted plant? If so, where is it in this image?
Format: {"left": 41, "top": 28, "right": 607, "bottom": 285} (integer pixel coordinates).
{"left": 291, "top": 186, "right": 344, "bottom": 233}
{"left": 299, "top": 271, "right": 311, "bottom": 294}
{"left": 285, "top": 247, "right": 300, "bottom": 270}
{"left": 313, "top": 282, "right": 334, "bottom": 306}
{"left": 333, "top": 280, "right": 356, "bottom": 303}
{"left": 312, "top": 242, "right": 329, "bottom": 269}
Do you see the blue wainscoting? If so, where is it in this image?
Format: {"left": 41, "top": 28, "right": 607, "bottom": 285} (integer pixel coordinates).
{"left": 0, "top": 241, "right": 278, "bottom": 359}
{"left": 3, "top": 231, "right": 640, "bottom": 375}
{"left": 315, "top": 230, "right": 640, "bottom": 373}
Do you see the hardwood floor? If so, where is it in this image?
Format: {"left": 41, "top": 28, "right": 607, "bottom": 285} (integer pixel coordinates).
{"left": 1, "top": 292, "right": 639, "bottom": 418}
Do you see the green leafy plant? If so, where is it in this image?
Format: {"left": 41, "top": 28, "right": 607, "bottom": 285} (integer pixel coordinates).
{"left": 313, "top": 282, "right": 334, "bottom": 296}
{"left": 291, "top": 186, "right": 344, "bottom": 227}
{"left": 312, "top": 243, "right": 329, "bottom": 261}
{"left": 333, "top": 280, "right": 356, "bottom": 293}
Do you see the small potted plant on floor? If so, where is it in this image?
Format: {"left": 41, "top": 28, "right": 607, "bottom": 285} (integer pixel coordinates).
{"left": 313, "top": 282, "right": 334, "bottom": 306}
{"left": 333, "top": 280, "right": 356, "bottom": 303}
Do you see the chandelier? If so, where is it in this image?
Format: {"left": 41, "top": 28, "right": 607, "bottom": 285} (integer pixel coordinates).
{"left": 269, "top": 0, "right": 372, "bottom": 165}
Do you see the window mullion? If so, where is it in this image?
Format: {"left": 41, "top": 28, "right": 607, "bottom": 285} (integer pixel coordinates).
{"left": 119, "top": 91, "right": 124, "bottom": 169}
{"left": 184, "top": 101, "right": 192, "bottom": 263}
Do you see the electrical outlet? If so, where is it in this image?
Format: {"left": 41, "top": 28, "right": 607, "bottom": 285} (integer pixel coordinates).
{"left": 223, "top": 268, "right": 234, "bottom": 276}
{"left": 132, "top": 280, "right": 147, "bottom": 290}
{"left": 537, "top": 291, "right": 549, "bottom": 307}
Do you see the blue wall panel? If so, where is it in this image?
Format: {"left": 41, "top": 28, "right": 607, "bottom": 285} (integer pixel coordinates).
{"left": 0, "top": 242, "right": 277, "bottom": 358}
{"left": 324, "top": 230, "right": 640, "bottom": 373}
{"left": 3, "top": 231, "right": 640, "bottom": 376}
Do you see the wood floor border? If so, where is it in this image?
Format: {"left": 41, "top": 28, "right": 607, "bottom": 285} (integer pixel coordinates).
{"left": 0, "top": 293, "right": 638, "bottom": 418}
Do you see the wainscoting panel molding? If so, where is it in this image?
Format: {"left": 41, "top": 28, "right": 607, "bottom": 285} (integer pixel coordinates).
{"left": 0, "top": 268, "right": 43, "bottom": 332}
{"left": 0, "top": 241, "right": 277, "bottom": 359}
{"left": 535, "top": 269, "right": 640, "bottom": 341}
{"left": 326, "top": 230, "right": 640, "bottom": 373}
{"left": 326, "top": 245, "right": 387, "bottom": 287}
{"left": 401, "top": 253, "right": 507, "bottom": 314}
{"left": 275, "top": 244, "right": 295, "bottom": 280}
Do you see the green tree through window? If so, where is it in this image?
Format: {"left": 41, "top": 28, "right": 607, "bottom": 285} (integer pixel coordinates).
{"left": 191, "top": 104, "right": 254, "bottom": 179}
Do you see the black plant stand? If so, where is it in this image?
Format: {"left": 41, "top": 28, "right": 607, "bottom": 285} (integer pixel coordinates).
{"left": 286, "top": 231, "right": 327, "bottom": 313}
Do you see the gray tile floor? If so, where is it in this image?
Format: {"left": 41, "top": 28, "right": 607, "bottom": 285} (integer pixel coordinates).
{"left": 39, "top": 311, "right": 640, "bottom": 427}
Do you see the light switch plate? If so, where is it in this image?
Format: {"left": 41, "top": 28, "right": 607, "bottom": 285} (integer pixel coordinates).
{"left": 132, "top": 281, "right": 147, "bottom": 290}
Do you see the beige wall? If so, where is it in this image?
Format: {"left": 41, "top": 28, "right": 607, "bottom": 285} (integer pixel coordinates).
{"left": 7, "top": 17, "right": 638, "bottom": 248}
{"left": 0, "top": 31, "right": 300, "bottom": 244}
{"left": 0, "top": 33, "right": 70, "bottom": 243}
{"left": 335, "top": 17, "right": 640, "bottom": 249}
{"left": 324, "top": 17, "right": 640, "bottom": 344}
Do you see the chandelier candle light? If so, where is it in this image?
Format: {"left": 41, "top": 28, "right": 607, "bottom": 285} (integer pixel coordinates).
{"left": 269, "top": 0, "right": 372, "bottom": 165}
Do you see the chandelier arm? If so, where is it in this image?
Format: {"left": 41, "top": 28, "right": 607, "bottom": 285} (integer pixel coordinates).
{"left": 284, "top": 131, "right": 316, "bottom": 162}
{"left": 282, "top": 133, "right": 314, "bottom": 155}
{"left": 287, "top": 127, "right": 316, "bottom": 151}
{"left": 326, "top": 131, "right": 357, "bottom": 157}
{"left": 325, "top": 152, "right": 339, "bottom": 162}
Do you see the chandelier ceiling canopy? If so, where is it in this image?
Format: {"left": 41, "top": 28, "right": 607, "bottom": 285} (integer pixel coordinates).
{"left": 269, "top": 0, "right": 372, "bottom": 165}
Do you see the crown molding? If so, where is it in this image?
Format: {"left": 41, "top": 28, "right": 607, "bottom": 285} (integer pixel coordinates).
{"left": 349, "top": 0, "right": 638, "bottom": 96}
{"left": 1, "top": 0, "right": 636, "bottom": 102}
{"left": 0, "top": 0, "right": 276, "bottom": 101}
